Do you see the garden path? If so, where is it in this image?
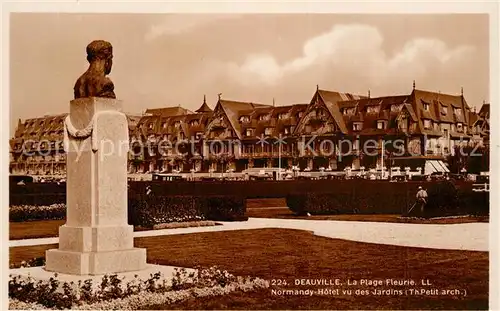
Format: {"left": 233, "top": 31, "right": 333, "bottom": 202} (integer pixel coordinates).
{"left": 10, "top": 218, "right": 488, "bottom": 251}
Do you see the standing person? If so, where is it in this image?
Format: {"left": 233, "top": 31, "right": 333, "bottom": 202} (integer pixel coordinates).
{"left": 415, "top": 186, "right": 428, "bottom": 217}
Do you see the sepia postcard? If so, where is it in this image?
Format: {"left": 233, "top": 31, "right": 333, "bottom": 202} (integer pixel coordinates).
{"left": 2, "top": 1, "right": 498, "bottom": 310}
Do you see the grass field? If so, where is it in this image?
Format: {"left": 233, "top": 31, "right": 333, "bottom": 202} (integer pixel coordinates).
{"left": 10, "top": 228, "right": 488, "bottom": 310}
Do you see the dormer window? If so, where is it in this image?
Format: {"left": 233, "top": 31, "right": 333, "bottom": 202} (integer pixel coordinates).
{"left": 278, "top": 113, "right": 289, "bottom": 120}
{"left": 245, "top": 128, "right": 254, "bottom": 137}
{"left": 239, "top": 116, "right": 250, "bottom": 123}
{"left": 440, "top": 104, "right": 447, "bottom": 115}
{"left": 162, "top": 122, "right": 167, "bottom": 129}
{"left": 264, "top": 127, "right": 273, "bottom": 135}
{"left": 423, "top": 119, "right": 431, "bottom": 129}
{"left": 284, "top": 127, "right": 290, "bottom": 135}
{"left": 377, "top": 121, "right": 385, "bottom": 130}
{"left": 423, "top": 103, "right": 430, "bottom": 111}
{"left": 454, "top": 108, "right": 462, "bottom": 116}
{"left": 190, "top": 120, "right": 199, "bottom": 126}
{"left": 148, "top": 123, "right": 154, "bottom": 129}
{"left": 174, "top": 121, "right": 181, "bottom": 128}
{"left": 343, "top": 108, "right": 356, "bottom": 115}
{"left": 391, "top": 104, "right": 402, "bottom": 112}
{"left": 259, "top": 114, "right": 270, "bottom": 121}
{"left": 353, "top": 122, "right": 363, "bottom": 131}
{"left": 366, "top": 106, "right": 380, "bottom": 114}
{"left": 457, "top": 123, "right": 463, "bottom": 132}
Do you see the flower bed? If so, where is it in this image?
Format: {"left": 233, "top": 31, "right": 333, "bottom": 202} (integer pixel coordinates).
{"left": 9, "top": 266, "right": 269, "bottom": 310}
{"left": 11, "top": 194, "right": 247, "bottom": 225}
{"left": 10, "top": 204, "right": 66, "bottom": 222}
{"left": 129, "top": 195, "right": 247, "bottom": 228}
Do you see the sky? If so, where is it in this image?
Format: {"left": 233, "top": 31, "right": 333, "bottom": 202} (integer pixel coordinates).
{"left": 9, "top": 13, "right": 489, "bottom": 133}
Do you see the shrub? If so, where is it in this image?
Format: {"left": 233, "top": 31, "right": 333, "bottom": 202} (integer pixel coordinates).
{"left": 287, "top": 191, "right": 404, "bottom": 215}
{"left": 129, "top": 195, "right": 205, "bottom": 228}
{"left": 129, "top": 194, "right": 246, "bottom": 228}
{"left": 197, "top": 196, "right": 247, "bottom": 221}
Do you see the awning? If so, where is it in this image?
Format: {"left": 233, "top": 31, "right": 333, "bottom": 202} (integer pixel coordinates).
{"left": 425, "top": 160, "right": 450, "bottom": 175}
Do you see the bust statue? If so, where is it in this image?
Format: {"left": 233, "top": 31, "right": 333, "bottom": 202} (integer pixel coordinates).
{"left": 74, "top": 40, "right": 116, "bottom": 99}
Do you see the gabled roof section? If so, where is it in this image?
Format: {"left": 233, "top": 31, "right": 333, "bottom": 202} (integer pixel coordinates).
{"left": 412, "top": 89, "right": 470, "bottom": 125}
{"left": 317, "top": 89, "right": 367, "bottom": 134}
{"left": 216, "top": 99, "right": 272, "bottom": 139}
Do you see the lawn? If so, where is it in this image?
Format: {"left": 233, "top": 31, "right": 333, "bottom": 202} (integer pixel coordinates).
{"left": 10, "top": 228, "right": 488, "bottom": 310}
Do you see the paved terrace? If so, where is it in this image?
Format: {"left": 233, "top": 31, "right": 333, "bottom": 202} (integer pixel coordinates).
{"left": 10, "top": 218, "right": 488, "bottom": 251}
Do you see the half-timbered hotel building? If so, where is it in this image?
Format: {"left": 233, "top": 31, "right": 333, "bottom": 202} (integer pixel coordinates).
{"left": 10, "top": 84, "right": 488, "bottom": 175}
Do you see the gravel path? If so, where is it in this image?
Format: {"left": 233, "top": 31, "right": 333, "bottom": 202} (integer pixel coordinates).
{"left": 9, "top": 218, "right": 488, "bottom": 251}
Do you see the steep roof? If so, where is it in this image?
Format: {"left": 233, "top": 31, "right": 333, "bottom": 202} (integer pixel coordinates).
{"left": 196, "top": 96, "right": 213, "bottom": 113}
{"left": 217, "top": 99, "right": 272, "bottom": 139}
{"left": 145, "top": 106, "right": 193, "bottom": 117}
{"left": 317, "top": 89, "right": 367, "bottom": 134}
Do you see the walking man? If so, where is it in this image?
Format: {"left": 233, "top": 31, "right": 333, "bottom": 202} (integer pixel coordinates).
{"left": 415, "top": 186, "right": 428, "bottom": 217}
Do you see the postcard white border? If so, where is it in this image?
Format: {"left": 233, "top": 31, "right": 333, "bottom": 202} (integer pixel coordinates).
{"left": 1, "top": 1, "right": 498, "bottom": 310}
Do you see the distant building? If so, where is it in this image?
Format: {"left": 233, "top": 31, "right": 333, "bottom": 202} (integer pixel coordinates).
{"left": 9, "top": 113, "right": 141, "bottom": 175}
{"left": 9, "top": 85, "right": 488, "bottom": 176}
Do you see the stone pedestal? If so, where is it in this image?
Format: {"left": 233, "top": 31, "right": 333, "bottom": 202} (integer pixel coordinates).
{"left": 45, "top": 97, "right": 146, "bottom": 275}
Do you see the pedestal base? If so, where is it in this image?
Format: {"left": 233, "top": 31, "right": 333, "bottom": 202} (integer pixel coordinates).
{"left": 45, "top": 248, "right": 146, "bottom": 275}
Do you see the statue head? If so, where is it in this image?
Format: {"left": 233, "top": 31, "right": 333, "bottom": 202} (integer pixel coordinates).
{"left": 74, "top": 40, "right": 116, "bottom": 99}
{"left": 86, "top": 40, "right": 113, "bottom": 74}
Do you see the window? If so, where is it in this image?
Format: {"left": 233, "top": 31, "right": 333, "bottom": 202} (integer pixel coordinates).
{"left": 343, "top": 108, "right": 355, "bottom": 115}
{"left": 284, "top": 127, "right": 290, "bottom": 135}
{"left": 391, "top": 104, "right": 402, "bottom": 112}
{"left": 190, "top": 120, "right": 199, "bottom": 126}
{"left": 174, "top": 121, "right": 181, "bottom": 128}
{"left": 457, "top": 123, "right": 463, "bottom": 132}
{"left": 366, "top": 106, "right": 380, "bottom": 114}
{"left": 440, "top": 104, "right": 447, "bottom": 115}
{"left": 454, "top": 108, "right": 462, "bottom": 116}
{"left": 195, "top": 132, "right": 203, "bottom": 140}
{"left": 148, "top": 123, "right": 153, "bottom": 129}
{"left": 264, "top": 127, "right": 273, "bottom": 135}
{"left": 451, "top": 124, "right": 456, "bottom": 132}
{"left": 259, "top": 114, "right": 270, "bottom": 121}
{"left": 423, "top": 119, "right": 431, "bottom": 129}
{"left": 278, "top": 113, "right": 288, "bottom": 120}
{"left": 353, "top": 122, "right": 362, "bottom": 131}
{"left": 423, "top": 103, "right": 430, "bottom": 111}
{"left": 298, "top": 112, "right": 304, "bottom": 118}
{"left": 245, "top": 129, "right": 254, "bottom": 137}
{"left": 443, "top": 129, "right": 449, "bottom": 139}
{"left": 239, "top": 116, "right": 250, "bottom": 123}
{"left": 377, "top": 121, "right": 385, "bottom": 130}
{"left": 162, "top": 122, "right": 167, "bottom": 129}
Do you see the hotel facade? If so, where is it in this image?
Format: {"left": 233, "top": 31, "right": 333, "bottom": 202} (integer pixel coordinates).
{"left": 9, "top": 85, "right": 489, "bottom": 176}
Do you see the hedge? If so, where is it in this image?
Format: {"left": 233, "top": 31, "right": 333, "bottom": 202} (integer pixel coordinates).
{"left": 129, "top": 194, "right": 247, "bottom": 228}
{"left": 287, "top": 181, "right": 489, "bottom": 217}
{"left": 10, "top": 195, "right": 247, "bottom": 225}
{"left": 11, "top": 179, "right": 478, "bottom": 206}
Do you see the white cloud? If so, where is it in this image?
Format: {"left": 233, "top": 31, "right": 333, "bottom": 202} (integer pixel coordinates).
{"left": 222, "top": 24, "right": 476, "bottom": 88}
{"left": 145, "top": 14, "right": 241, "bottom": 41}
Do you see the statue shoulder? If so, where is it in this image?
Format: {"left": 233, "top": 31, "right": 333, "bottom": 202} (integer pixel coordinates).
{"left": 99, "top": 76, "right": 116, "bottom": 98}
